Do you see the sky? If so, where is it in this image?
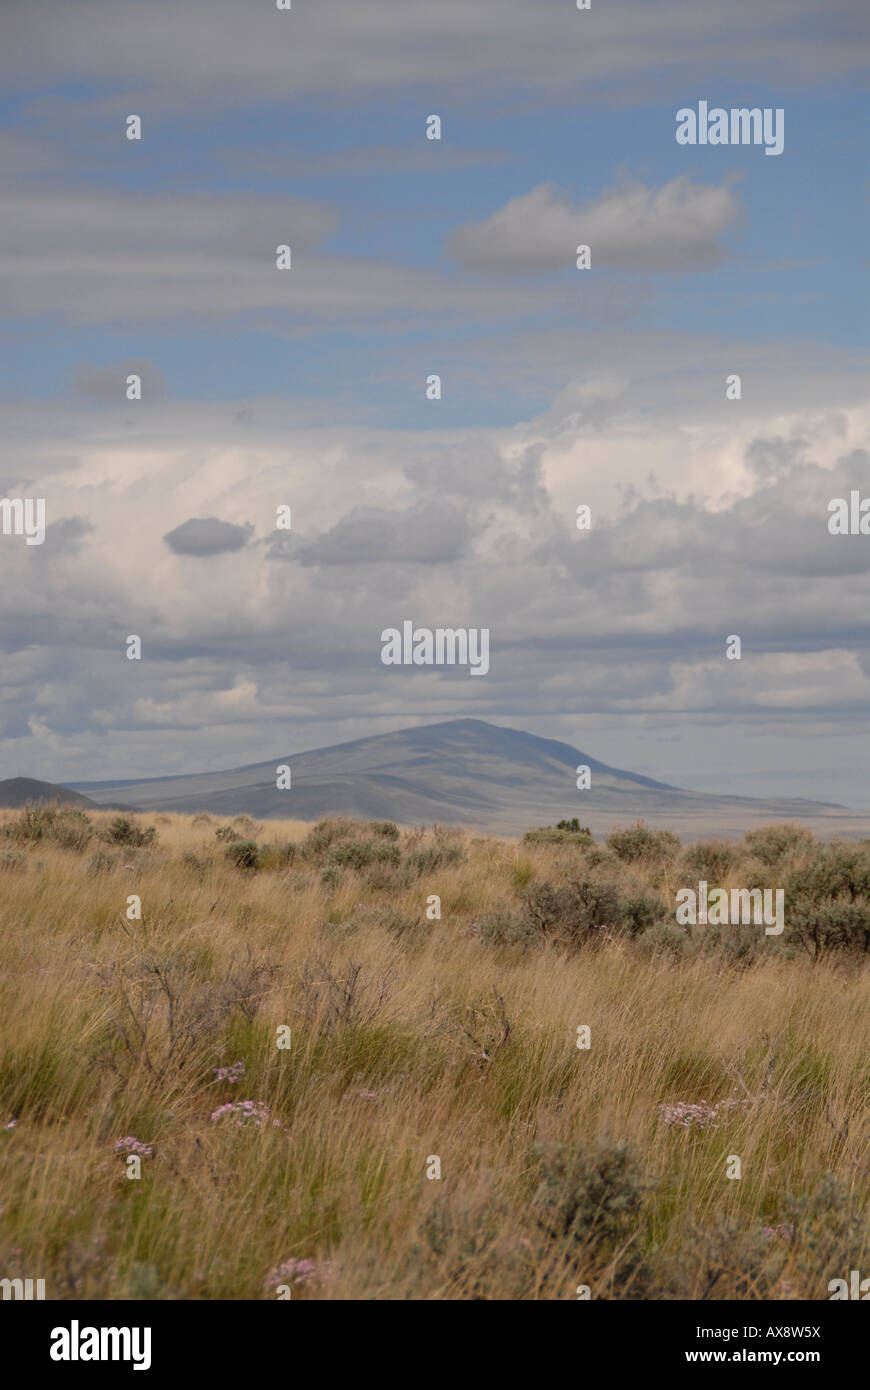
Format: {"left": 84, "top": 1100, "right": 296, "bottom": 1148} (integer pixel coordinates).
{"left": 0, "top": 0, "right": 868, "bottom": 806}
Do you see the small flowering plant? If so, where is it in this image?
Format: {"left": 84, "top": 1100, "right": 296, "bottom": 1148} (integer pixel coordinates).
{"left": 209, "top": 1099, "right": 292, "bottom": 1137}
{"left": 762, "top": 1223, "right": 794, "bottom": 1240}
{"left": 114, "top": 1136, "right": 154, "bottom": 1158}
{"left": 265, "top": 1257, "right": 334, "bottom": 1290}
{"left": 212, "top": 1060, "right": 247, "bottom": 1084}
{"left": 210, "top": 1099, "right": 272, "bottom": 1127}
{"left": 657, "top": 1098, "right": 744, "bottom": 1130}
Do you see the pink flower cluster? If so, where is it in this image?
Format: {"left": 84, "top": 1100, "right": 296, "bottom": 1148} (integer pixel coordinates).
{"left": 210, "top": 1099, "right": 272, "bottom": 1127}
{"left": 4, "top": 1119, "right": 17, "bottom": 1131}
{"left": 762, "top": 1224, "right": 794, "bottom": 1240}
{"left": 657, "top": 1098, "right": 742, "bottom": 1130}
{"left": 114, "top": 1136, "right": 154, "bottom": 1158}
{"left": 265, "top": 1257, "right": 334, "bottom": 1290}
{"left": 212, "top": 1060, "right": 247, "bottom": 1083}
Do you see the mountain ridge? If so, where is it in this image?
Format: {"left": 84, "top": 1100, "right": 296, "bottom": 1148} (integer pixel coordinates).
{"left": 0, "top": 777, "right": 100, "bottom": 810}
{"left": 57, "top": 717, "right": 866, "bottom": 839}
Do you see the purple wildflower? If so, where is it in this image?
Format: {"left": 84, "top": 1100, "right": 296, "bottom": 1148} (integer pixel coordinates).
{"left": 114, "top": 1135, "right": 154, "bottom": 1158}
{"left": 657, "top": 1098, "right": 743, "bottom": 1130}
{"left": 209, "top": 1099, "right": 272, "bottom": 1128}
{"left": 265, "top": 1257, "right": 334, "bottom": 1290}
{"left": 212, "top": 1060, "right": 247, "bottom": 1084}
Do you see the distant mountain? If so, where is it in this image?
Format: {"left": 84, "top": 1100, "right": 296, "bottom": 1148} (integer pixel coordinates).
{"left": 0, "top": 777, "right": 99, "bottom": 810}
{"left": 66, "top": 718, "right": 867, "bottom": 839}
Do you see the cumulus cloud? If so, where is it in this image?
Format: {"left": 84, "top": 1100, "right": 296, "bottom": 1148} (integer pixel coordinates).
{"left": 0, "top": 384, "right": 868, "bottom": 804}
{"left": 163, "top": 517, "right": 252, "bottom": 556}
{"left": 448, "top": 178, "right": 742, "bottom": 272}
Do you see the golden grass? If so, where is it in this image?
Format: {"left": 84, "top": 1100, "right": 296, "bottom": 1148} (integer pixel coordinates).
{"left": 0, "top": 808, "right": 867, "bottom": 1300}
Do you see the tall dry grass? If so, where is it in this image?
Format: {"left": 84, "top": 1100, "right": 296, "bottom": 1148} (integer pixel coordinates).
{"left": 0, "top": 806, "right": 867, "bottom": 1299}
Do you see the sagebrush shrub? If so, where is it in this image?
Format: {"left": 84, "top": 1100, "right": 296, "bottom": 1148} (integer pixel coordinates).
{"left": 328, "top": 839, "right": 400, "bottom": 871}
{"left": 606, "top": 822, "right": 681, "bottom": 864}
{"left": 302, "top": 818, "right": 360, "bottom": 863}
{"left": 404, "top": 843, "right": 464, "bottom": 877}
{"left": 530, "top": 1139, "right": 644, "bottom": 1252}
{"left": 523, "top": 877, "right": 623, "bottom": 948}
{"left": 523, "top": 825, "right": 592, "bottom": 846}
{"left": 477, "top": 909, "right": 538, "bottom": 948}
{"left": 743, "top": 822, "right": 813, "bottom": 866}
{"left": 681, "top": 839, "right": 740, "bottom": 880}
{"left": 100, "top": 816, "right": 156, "bottom": 848}
{"left": 789, "top": 896, "right": 870, "bottom": 959}
{"left": 787, "top": 840, "right": 870, "bottom": 903}
{"left": 225, "top": 840, "right": 261, "bottom": 871}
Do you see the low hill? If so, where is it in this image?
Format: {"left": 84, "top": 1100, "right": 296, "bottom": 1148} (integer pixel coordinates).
{"left": 0, "top": 777, "right": 99, "bottom": 810}
{"left": 67, "top": 718, "right": 869, "bottom": 839}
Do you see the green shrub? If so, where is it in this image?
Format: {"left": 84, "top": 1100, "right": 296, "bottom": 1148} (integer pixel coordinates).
{"left": 51, "top": 808, "right": 93, "bottom": 852}
{"left": 530, "top": 1139, "right": 644, "bottom": 1252}
{"left": 789, "top": 896, "right": 870, "bottom": 960}
{"left": 303, "top": 818, "right": 359, "bottom": 863}
{"left": 404, "top": 843, "right": 464, "bottom": 877}
{"left": 224, "top": 840, "right": 261, "bottom": 871}
{"left": 682, "top": 839, "right": 740, "bottom": 881}
{"left": 787, "top": 840, "right": 870, "bottom": 903}
{"left": 786, "top": 1172, "right": 870, "bottom": 1293}
{"left": 606, "top": 822, "right": 681, "bottom": 864}
{"left": 328, "top": 839, "right": 401, "bottom": 872}
{"left": 523, "top": 826, "right": 592, "bottom": 846}
{"left": 367, "top": 820, "right": 400, "bottom": 840}
{"left": 743, "top": 822, "right": 814, "bottom": 866}
{"left": 5, "top": 803, "right": 59, "bottom": 843}
{"left": 100, "top": 816, "right": 157, "bottom": 848}
{"left": 477, "top": 910, "right": 538, "bottom": 948}
{"left": 620, "top": 891, "right": 668, "bottom": 937}
{"left": 258, "top": 841, "right": 297, "bottom": 870}
{"left": 181, "top": 851, "right": 209, "bottom": 876}
{"left": 523, "top": 877, "right": 624, "bottom": 948}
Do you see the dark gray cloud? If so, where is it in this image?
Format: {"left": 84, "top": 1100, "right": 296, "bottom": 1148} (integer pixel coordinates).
{"left": 163, "top": 517, "right": 252, "bottom": 556}
{"left": 294, "top": 502, "right": 470, "bottom": 566}
{"left": 72, "top": 359, "right": 166, "bottom": 400}
{"left": 44, "top": 515, "right": 93, "bottom": 554}
{"left": 404, "top": 442, "right": 547, "bottom": 510}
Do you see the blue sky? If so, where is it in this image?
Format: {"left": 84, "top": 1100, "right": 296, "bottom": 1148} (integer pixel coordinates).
{"left": 0, "top": 0, "right": 868, "bottom": 806}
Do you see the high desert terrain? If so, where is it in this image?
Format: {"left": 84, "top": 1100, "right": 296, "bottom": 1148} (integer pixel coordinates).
{"left": 1, "top": 802, "right": 868, "bottom": 1300}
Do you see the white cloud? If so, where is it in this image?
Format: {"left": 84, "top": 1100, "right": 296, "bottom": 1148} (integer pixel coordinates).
{"left": 448, "top": 178, "right": 742, "bottom": 272}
